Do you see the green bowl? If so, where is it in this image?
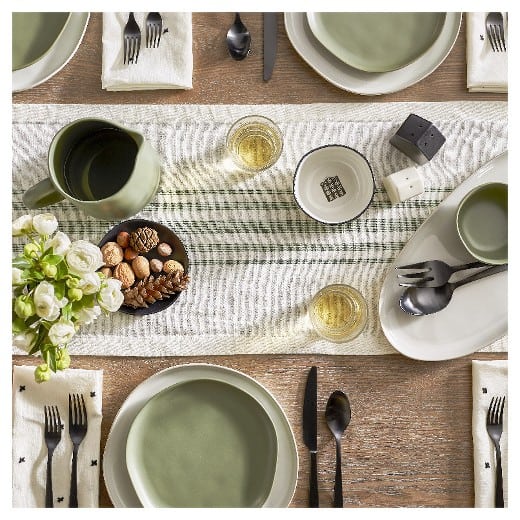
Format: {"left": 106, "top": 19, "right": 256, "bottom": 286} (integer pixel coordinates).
{"left": 456, "top": 182, "right": 508, "bottom": 265}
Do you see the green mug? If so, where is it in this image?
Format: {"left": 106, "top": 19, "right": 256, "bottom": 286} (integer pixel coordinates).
{"left": 23, "top": 118, "right": 161, "bottom": 220}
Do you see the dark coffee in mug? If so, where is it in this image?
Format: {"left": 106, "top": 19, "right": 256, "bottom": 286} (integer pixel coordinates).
{"left": 63, "top": 127, "right": 138, "bottom": 201}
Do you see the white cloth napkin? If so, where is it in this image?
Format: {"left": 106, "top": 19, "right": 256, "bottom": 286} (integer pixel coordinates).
{"left": 472, "top": 360, "right": 508, "bottom": 507}
{"left": 12, "top": 366, "right": 103, "bottom": 508}
{"left": 102, "top": 12, "right": 193, "bottom": 91}
{"left": 466, "top": 12, "right": 508, "bottom": 93}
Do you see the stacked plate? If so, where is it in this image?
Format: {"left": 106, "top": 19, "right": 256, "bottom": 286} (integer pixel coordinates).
{"left": 103, "top": 364, "right": 298, "bottom": 507}
{"left": 12, "top": 12, "right": 90, "bottom": 92}
{"left": 285, "top": 12, "right": 462, "bottom": 95}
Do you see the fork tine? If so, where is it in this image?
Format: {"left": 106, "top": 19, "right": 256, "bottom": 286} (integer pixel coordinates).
{"left": 397, "top": 272, "right": 432, "bottom": 280}
{"left": 491, "top": 25, "right": 501, "bottom": 52}
{"left": 135, "top": 36, "right": 141, "bottom": 63}
{"left": 395, "top": 261, "right": 429, "bottom": 270}
{"left": 54, "top": 406, "right": 61, "bottom": 432}
{"left": 487, "top": 396, "right": 495, "bottom": 424}
{"left": 80, "top": 394, "right": 88, "bottom": 427}
{"left": 487, "top": 26, "right": 497, "bottom": 52}
{"left": 498, "top": 24, "right": 506, "bottom": 51}
{"left": 156, "top": 26, "right": 162, "bottom": 48}
{"left": 45, "top": 405, "right": 49, "bottom": 431}
{"left": 497, "top": 396, "right": 505, "bottom": 424}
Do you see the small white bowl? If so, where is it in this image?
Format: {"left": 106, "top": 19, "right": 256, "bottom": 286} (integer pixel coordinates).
{"left": 293, "top": 145, "right": 374, "bottom": 224}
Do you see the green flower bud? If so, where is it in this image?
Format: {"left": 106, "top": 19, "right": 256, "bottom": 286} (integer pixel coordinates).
{"left": 56, "top": 347, "right": 71, "bottom": 370}
{"left": 24, "top": 243, "right": 40, "bottom": 258}
{"left": 42, "top": 262, "right": 58, "bottom": 278}
{"left": 34, "top": 364, "right": 51, "bottom": 383}
{"left": 66, "top": 277, "right": 80, "bottom": 289}
{"left": 14, "top": 295, "right": 35, "bottom": 319}
{"left": 68, "top": 288, "right": 83, "bottom": 302}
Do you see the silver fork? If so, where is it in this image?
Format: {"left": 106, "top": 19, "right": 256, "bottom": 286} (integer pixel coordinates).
{"left": 486, "top": 12, "right": 507, "bottom": 52}
{"left": 123, "top": 12, "right": 141, "bottom": 64}
{"left": 68, "top": 394, "right": 88, "bottom": 508}
{"left": 486, "top": 396, "right": 506, "bottom": 508}
{"left": 44, "top": 405, "right": 62, "bottom": 508}
{"left": 145, "top": 12, "right": 163, "bottom": 48}
{"left": 395, "top": 259, "right": 487, "bottom": 287}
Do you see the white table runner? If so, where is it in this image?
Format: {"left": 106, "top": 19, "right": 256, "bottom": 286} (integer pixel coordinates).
{"left": 12, "top": 102, "right": 508, "bottom": 356}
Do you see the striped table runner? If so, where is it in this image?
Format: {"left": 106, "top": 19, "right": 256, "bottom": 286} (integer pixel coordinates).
{"left": 12, "top": 102, "right": 508, "bottom": 356}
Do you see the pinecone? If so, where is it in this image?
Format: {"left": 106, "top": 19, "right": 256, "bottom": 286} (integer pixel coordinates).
{"left": 129, "top": 227, "right": 160, "bottom": 253}
{"left": 123, "top": 271, "right": 190, "bottom": 308}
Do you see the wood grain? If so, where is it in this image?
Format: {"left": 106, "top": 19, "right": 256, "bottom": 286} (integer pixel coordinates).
{"left": 13, "top": 352, "right": 507, "bottom": 507}
{"left": 12, "top": 11, "right": 508, "bottom": 508}
{"left": 12, "top": 13, "right": 507, "bottom": 105}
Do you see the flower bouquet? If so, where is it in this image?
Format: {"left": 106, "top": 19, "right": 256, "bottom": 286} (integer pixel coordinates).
{"left": 12, "top": 213, "right": 124, "bottom": 382}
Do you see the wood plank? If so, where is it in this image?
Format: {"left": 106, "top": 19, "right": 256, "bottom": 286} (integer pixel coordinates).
{"left": 12, "top": 13, "right": 507, "bottom": 105}
{"left": 13, "top": 352, "right": 507, "bottom": 507}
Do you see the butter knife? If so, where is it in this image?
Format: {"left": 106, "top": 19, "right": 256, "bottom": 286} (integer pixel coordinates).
{"left": 263, "top": 12, "right": 277, "bottom": 81}
{"left": 303, "top": 366, "right": 319, "bottom": 507}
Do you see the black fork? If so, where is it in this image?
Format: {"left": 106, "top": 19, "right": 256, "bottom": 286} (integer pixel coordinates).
{"left": 486, "top": 396, "right": 506, "bottom": 507}
{"left": 68, "top": 394, "right": 88, "bottom": 508}
{"left": 44, "top": 405, "right": 62, "bottom": 508}
{"left": 123, "top": 12, "right": 141, "bottom": 64}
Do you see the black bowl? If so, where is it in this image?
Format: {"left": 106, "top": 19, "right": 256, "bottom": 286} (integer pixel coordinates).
{"left": 98, "top": 219, "right": 189, "bottom": 316}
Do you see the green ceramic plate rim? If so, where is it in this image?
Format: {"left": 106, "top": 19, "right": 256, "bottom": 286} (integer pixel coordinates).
{"left": 126, "top": 375, "right": 280, "bottom": 508}
{"left": 456, "top": 182, "right": 508, "bottom": 265}
{"left": 306, "top": 12, "right": 447, "bottom": 73}
{"left": 12, "top": 12, "right": 72, "bottom": 71}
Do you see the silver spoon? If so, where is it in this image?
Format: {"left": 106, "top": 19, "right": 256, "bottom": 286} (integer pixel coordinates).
{"left": 400, "top": 263, "right": 508, "bottom": 316}
{"left": 325, "top": 390, "right": 351, "bottom": 508}
{"left": 226, "top": 13, "right": 251, "bottom": 60}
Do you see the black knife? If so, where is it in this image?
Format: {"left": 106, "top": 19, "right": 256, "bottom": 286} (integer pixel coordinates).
{"left": 263, "top": 13, "right": 277, "bottom": 81}
{"left": 303, "top": 366, "right": 319, "bottom": 507}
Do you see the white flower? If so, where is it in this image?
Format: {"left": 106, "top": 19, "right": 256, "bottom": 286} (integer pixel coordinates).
{"left": 45, "top": 231, "right": 71, "bottom": 255}
{"left": 48, "top": 320, "right": 76, "bottom": 346}
{"left": 33, "top": 281, "right": 66, "bottom": 321}
{"left": 12, "top": 330, "right": 36, "bottom": 352}
{"left": 77, "top": 272, "right": 102, "bottom": 295}
{"left": 76, "top": 304, "right": 102, "bottom": 325}
{"left": 98, "top": 278, "right": 124, "bottom": 312}
{"left": 12, "top": 215, "right": 33, "bottom": 237}
{"left": 32, "top": 213, "right": 58, "bottom": 236}
{"left": 12, "top": 267, "right": 25, "bottom": 285}
{"left": 66, "top": 240, "right": 104, "bottom": 276}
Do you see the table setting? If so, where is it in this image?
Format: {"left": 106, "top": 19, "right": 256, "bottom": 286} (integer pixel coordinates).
{"left": 12, "top": 12, "right": 508, "bottom": 508}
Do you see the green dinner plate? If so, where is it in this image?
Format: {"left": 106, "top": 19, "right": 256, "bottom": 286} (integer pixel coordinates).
{"left": 12, "top": 12, "right": 70, "bottom": 71}
{"left": 307, "top": 12, "right": 446, "bottom": 73}
{"left": 126, "top": 379, "right": 278, "bottom": 508}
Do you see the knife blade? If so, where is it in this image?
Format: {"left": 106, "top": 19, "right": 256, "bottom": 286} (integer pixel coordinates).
{"left": 263, "top": 12, "right": 277, "bottom": 81}
{"left": 303, "top": 366, "right": 319, "bottom": 507}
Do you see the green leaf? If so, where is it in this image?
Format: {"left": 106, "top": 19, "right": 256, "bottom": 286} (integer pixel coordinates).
{"left": 54, "top": 281, "right": 67, "bottom": 300}
{"left": 56, "top": 262, "right": 68, "bottom": 280}
{"left": 41, "top": 254, "right": 64, "bottom": 265}
{"left": 32, "top": 271, "right": 44, "bottom": 281}
{"left": 62, "top": 302, "right": 72, "bottom": 321}
{"left": 12, "top": 317, "right": 27, "bottom": 333}
{"left": 12, "top": 257, "right": 31, "bottom": 269}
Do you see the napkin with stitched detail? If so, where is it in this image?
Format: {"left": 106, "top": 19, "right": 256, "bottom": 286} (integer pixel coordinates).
{"left": 102, "top": 12, "right": 193, "bottom": 91}
{"left": 472, "top": 360, "right": 508, "bottom": 507}
{"left": 466, "top": 12, "right": 508, "bottom": 93}
{"left": 12, "top": 366, "right": 103, "bottom": 508}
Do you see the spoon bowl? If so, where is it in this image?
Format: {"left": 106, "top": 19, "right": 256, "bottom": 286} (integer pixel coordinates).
{"left": 325, "top": 390, "right": 351, "bottom": 507}
{"left": 226, "top": 13, "right": 251, "bottom": 60}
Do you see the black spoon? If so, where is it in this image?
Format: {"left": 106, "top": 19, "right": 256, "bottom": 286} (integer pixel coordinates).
{"left": 226, "top": 13, "right": 251, "bottom": 60}
{"left": 325, "top": 390, "right": 351, "bottom": 507}
{"left": 399, "top": 263, "right": 508, "bottom": 316}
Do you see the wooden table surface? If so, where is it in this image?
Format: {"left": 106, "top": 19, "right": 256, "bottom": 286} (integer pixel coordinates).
{"left": 13, "top": 12, "right": 508, "bottom": 508}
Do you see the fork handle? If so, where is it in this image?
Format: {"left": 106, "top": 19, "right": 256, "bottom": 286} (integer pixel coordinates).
{"left": 495, "top": 442, "right": 504, "bottom": 508}
{"left": 453, "top": 261, "right": 488, "bottom": 272}
{"left": 45, "top": 449, "right": 55, "bottom": 508}
{"left": 69, "top": 444, "right": 79, "bottom": 508}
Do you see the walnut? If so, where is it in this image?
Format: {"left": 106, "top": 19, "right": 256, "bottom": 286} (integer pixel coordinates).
{"left": 132, "top": 256, "right": 150, "bottom": 279}
{"left": 113, "top": 262, "right": 135, "bottom": 289}
{"left": 100, "top": 267, "right": 112, "bottom": 278}
{"left": 157, "top": 242, "right": 173, "bottom": 257}
{"left": 117, "top": 231, "right": 130, "bottom": 248}
{"left": 101, "top": 242, "right": 124, "bottom": 267}
{"left": 150, "top": 258, "right": 164, "bottom": 273}
{"left": 163, "top": 259, "right": 184, "bottom": 274}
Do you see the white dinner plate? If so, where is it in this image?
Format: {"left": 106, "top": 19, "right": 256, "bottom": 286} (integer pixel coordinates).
{"left": 12, "top": 12, "right": 89, "bottom": 92}
{"left": 284, "top": 12, "right": 461, "bottom": 95}
{"left": 378, "top": 151, "right": 508, "bottom": 361}
{"left": 103, "top": 364, "right": 298, "bottom": 508}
